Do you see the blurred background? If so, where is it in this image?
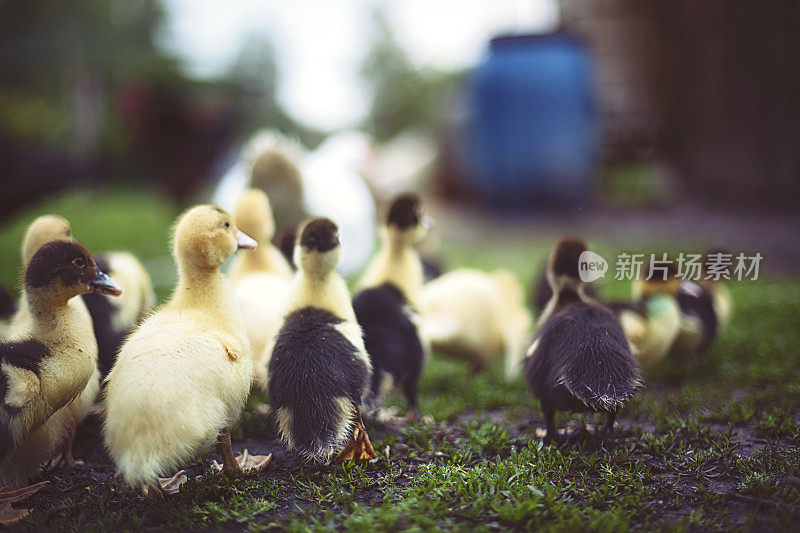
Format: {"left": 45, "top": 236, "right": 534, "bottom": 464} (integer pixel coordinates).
{"left": 1, "top": 0, "right": 799, "bottom": 294}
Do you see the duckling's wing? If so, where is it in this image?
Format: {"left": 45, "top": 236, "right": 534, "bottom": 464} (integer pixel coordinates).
{"left": 0, "top": 339, "right": 48, "bottom": 410}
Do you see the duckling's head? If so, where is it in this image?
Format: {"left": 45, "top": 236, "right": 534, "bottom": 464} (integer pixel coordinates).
{"left": 385, "top": 193, "right": 431, "bottom": 245}
{"left": 234, "top": 188, "right": 276, "bottom": 245}
{"left": 295, "top": 218, "right": 340, "bottom": 276}
{"left": 633, "top": 259, "right": 681, "bottom": 299}
{"left": 25, "top": 241, "right": 122, "bottom": 304}
{"left": 21, "top": 215, "right": 73, "bottom": 266}
{"left": 173, "top": 205, "right": 257, "bottom": 272}
{"left": 547, "top": 237, "right": 588, "bottom": 291}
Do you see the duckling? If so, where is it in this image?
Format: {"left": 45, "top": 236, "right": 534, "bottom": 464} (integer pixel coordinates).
{"left": 353, "top": 193, "right": 429, "bottom": 422}
{"left": 104, "top": 205, "right": 268, "bottom": 498}
{"left": 5, "top": 215, "right": 100, "bottom": 468}
{"left": 531, "top": 260, "right": 599, "bottom": 317}
{"left": 276, "top": 225, "right": 298, "bottom": 270}
{"left": 671, "top": 280, "right": 718, "bottom": 355}
{"left": 606, "top": 262, "right": 682, "bottom": 366}
{"left": 82, "top": 251, "right": 155, "bottom": 381}
{"left": 0, "top": 241, "right": 121, "bottom": 491}
{"left": 524, "top": 238, "right": 641, "bottom": 443}
{"left": 0, "top": 285, "right": 15, "bottom": 338}
{"left": 419, "top": 269, "right": 532, "bottom": 376}
{"left": 268, "top": 218, "right": 376, "bottom": 463}
{"left": 701, "top": 249, "right": 733, "bottom": 333}
{"left": 228, "top": 189, "right": 293, "bottom": 389}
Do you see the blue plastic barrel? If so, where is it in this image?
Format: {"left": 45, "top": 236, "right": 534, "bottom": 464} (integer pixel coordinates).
{"left": 460, "top": 33, "right": 598, "bottom": 208}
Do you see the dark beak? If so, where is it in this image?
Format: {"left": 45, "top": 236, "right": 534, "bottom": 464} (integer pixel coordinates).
{"left": 90, "top": 269, "right": 123, "bottom": 296}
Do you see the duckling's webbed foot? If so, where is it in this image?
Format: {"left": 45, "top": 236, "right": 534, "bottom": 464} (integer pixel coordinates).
{"left": 212, "top": 449, "right": 273, "bottom": 472}
{"left": 150, "top": 470, "right": 188, "bottom": 498}
{"left": 0, "top": 481, "right": 49, "bottom": 526}
{"left": 335, "top": 413, "right": 377, "bottom": 462}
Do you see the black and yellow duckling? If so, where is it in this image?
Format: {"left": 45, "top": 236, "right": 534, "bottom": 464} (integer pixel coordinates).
{"left": 606, "top": 261, "right": 682, "bottom": 367}
{"left": 0, "top": 241, "right": 120, "bottom": 516}
{"left": 531, "top": 260, "right": 599, "bottom": 317}
{"left": 525, "top": 237, "right": 642, "bottom": 443}
{"left": 700, "top": 249, "right": 733, "bottom": 334}
{"left": 268, "top": 218, "right": 376, "bottom": 463}
{"left": 353, "top": 193, "right": 429, "bottom": 423}
{"left": 6, "top": 215, "right": 98, "bottom": 468}
{"left": 104, "top": 205, "right": 267, "bottom": 498}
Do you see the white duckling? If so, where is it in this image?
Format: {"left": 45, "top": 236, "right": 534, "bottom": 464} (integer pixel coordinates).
{"left": 419, "top": 268, "right": 532, "bottom": 377}
{"left": 228, "top": 189, "right": 293, "bottom": 389}
{"left": 104, "top": 205, "right": 268, "bottom": 498}
{"left": 0, "top": 241, "right": 120, "bottom": 493}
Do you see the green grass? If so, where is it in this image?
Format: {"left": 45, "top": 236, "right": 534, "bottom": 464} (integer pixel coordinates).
{"left": 2, "top": 187, "right": 799, "bottom": 531}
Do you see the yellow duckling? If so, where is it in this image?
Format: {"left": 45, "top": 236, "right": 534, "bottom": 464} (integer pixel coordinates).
{"left": 104, "top": 205, "right": 268, "bottom": 498}
{"left": 228, "top": 189, "right": 293, "bottom": 389}
{"left": 419, "top": 268, "right": 532, "bottom": 377}
{"left": 0, "top": 241, "right": 120, "bottom": 493}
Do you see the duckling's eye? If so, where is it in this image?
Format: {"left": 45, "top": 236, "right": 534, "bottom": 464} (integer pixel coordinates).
{"left": 224, "top": 221, "right": 230, "bottom": 228}
{"left": 65, "top": 229, "right": 71, "bottom": 237}
{"left": 72, "top": 257, "right": 86, "bottom": 268}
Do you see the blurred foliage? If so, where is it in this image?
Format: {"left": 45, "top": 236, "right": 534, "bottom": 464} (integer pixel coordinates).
{"left": 0, "top": 0, "right": 180, "bottom": 151}
{"left": 360, "top": 8, "right": 462, "bottom": 142}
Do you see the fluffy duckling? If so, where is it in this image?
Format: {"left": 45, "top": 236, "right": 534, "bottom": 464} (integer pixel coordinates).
{"left": 228, "top": 190, "right": 293, "bottom": 389}
{"left": 607, "top": 263, "right": 682, "bottom": 367}
{"left": 82, "top": 251, "right": 155, "bottom": 381}
{"left": 353, "top": 194, "right": 429, "bottom": 422}
{"left": 419, "top": 269, "right": 531, "bottom": 376}
{"left": 531, "top": 261, "right": 599, "bottom": 317}
{"left": 6, "top": 215, "right": 100, "bottom": 467}
{"left": 0, "top": 241, "right": 120, "bottom": 490}
{"left": 701, "top": 249, "right": 733, "bottom": 333}
{"left": 671, "top": 280, "right": 718, "bottom": 355}
{"left": 525, "top": 238, "right": 641, "bottom": 443}
{"left": 268, "top": 218, "right": 376, "bottom": 463}
{"left": 104, "top": 206, "right": 266, "bottom": 497}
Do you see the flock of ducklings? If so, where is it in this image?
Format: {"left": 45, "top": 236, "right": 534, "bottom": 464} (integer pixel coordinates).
{"left": 0, "top": 188, "right": 731, "bottom": 519}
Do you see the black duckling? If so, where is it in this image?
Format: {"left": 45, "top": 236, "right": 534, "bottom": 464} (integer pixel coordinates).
{"left": 353, "top": 193, "right": 429, "bottom": 423}
{"left": 268, "top": 218, "right": 376, "bottom": 463}
{"left": 531, "top": 260, "right": 599, "bottom": 317}
{"left": 525, "top": 237, "right": 641, "bottom": 443}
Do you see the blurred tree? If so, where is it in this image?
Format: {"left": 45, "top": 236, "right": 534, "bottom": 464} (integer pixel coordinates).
{"left": 360, "top": 8, "right": 460, "bottom": 142}
{"left": 225, "top": 34, "right": 324, "bottom": 149}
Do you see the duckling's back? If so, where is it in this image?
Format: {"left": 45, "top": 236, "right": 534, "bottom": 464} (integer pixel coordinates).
{"left": 268, "top": 307, "right": 370, "bottom": 463}
{"left": 526, "top": 304, "right": 640, "bottom": 413}
{"left": 353, "top": 283, "right": 424, "bottom": 392}
{"left": 104, "top": 310, "right": 253, "bottom": 486}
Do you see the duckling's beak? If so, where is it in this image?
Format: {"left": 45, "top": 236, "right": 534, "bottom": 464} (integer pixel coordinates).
{"left": 90, "top": 270, "right": 123, "bottom": 296}
{"left": 236, "top": 230, "right": 258, "bottom": 250}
